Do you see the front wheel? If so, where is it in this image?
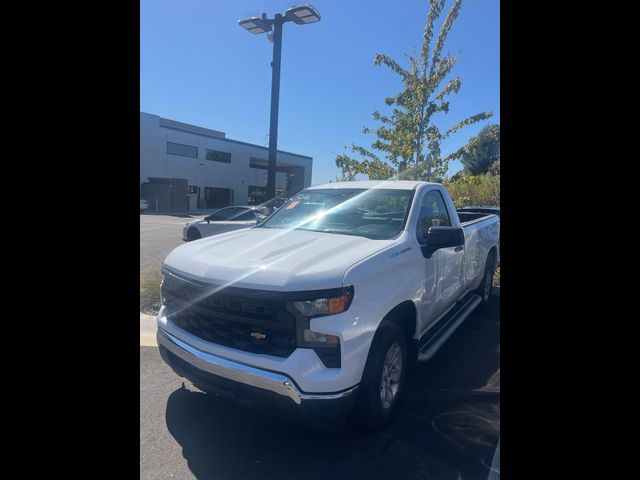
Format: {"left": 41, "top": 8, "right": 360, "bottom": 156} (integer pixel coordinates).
{"left": 186, "top": 227, "right": 201, "bottom": 241}
{"left": 352, "top": 320, "right": 406, "bottom": 430}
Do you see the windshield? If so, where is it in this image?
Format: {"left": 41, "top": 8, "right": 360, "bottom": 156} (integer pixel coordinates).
{"left": 258, "top": 188, "right": 413, "bottom": 239}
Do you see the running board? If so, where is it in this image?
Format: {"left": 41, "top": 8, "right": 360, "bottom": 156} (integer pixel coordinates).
{"left": 417, "top": 293, "right": 482, "bottom": 362}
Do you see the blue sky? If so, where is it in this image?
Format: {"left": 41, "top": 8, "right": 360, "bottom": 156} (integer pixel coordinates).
{"left": 140, "top": 0, "right": 499, "bottom": 185}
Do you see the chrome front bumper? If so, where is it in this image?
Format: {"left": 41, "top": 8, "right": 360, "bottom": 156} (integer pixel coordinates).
{"left": 157, "top": 328, "right": 358, "bottom": 405}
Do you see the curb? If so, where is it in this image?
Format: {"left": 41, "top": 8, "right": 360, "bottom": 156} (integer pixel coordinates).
{"left": 140, "top": 312, "right": 158, "bottom": 346}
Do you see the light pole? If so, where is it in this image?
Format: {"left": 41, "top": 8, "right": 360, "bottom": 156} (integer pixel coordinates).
{"left": 239, "top": 5, "right": 320, "bottom": 200}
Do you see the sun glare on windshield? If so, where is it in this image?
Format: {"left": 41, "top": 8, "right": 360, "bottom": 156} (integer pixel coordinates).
{"left": 259, "top": 188, "right": 413, "bottom": 239}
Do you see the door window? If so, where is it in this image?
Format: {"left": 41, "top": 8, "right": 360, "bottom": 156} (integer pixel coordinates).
{"left": 210, "top": 207, "right": 242, "bottom": 221}
{"left": 416, "top": 190, "right": 452, "bottom": 242}
{"left": 233, "top": 210, "right": 256, "bottom": 221}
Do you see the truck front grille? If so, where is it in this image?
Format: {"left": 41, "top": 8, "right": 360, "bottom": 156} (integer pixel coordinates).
{"left": 161, "top": 271, "right": 297, "bottom": 358}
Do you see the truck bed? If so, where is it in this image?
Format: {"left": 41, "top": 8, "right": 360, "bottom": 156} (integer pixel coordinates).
{"left": 457, "top": 211, "right": 497, "bottom": 225}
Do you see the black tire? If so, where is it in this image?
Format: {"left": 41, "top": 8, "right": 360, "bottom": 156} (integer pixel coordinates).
{"left": 352, "top": 320, "right": 407, "bottom": 430}
{"left": 475, "top": 251, "right": 496, "bottom": 305}
{"left": 186, "top": 227, "right": 201, "bottom": 242}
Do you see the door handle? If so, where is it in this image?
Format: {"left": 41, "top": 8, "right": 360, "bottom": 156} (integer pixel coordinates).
{"left": 454, "top": 246, "right": 464, "bottom": 252}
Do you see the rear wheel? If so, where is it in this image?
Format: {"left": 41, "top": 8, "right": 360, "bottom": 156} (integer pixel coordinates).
{"left": 475, "top": 251, "right": 496, "bottom": 305}
{"left": 352, "top": 320, "right": 406, "bottom": 430}
{"left": 186, "top": 227, "right": 201, "bottom": 241}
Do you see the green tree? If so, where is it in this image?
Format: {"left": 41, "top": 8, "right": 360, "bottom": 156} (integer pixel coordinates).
{"left": 459, "top": 124, "right": 500, "bottom": 175}
{"left": 335, "top": 150, "right": 396, "bottom": 181}
{"left": 336, "top": 0, "right": 492, "bottom": 181}
{"left": 489, "top": 157, "right": 500, "bottom": 176}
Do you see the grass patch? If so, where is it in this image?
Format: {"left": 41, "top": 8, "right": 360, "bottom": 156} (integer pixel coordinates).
{"left": 140, "top": 271, "right": 163, "bottom": 314}
{"left": 493, "top": 266, "right": 500, "bottom": 286}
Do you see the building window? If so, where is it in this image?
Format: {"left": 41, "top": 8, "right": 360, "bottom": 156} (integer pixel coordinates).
{"left": 250, "top": 157, "right": 267, "bottom": 169}
{"left": 206, "top": 149, "right": 231, "bottom": 163}
{"left": 167, "top": 142, "right": 198, "bottom": 158}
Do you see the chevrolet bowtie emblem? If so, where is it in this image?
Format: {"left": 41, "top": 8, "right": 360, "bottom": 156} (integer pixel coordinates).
{"left": 250, "top": 331, "right": 267, "bottom": 340}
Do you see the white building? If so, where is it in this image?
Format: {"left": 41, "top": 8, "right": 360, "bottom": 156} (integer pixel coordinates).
{"left": 140, "top": 112, "right": 313, "bottom": 212}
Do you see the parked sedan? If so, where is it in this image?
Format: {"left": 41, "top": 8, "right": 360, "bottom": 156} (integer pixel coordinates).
{"left": 182, "top": 206, "right": 267, "bottom": 241}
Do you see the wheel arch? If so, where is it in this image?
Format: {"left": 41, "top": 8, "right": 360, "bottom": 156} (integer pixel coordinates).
{"left": 187, "top": 225, "right": 202, "bottom": 241}
{"left": 487, "top": 246, "right": 498, "bottom": 272}
{"left": 377, "top": 300, "right": 418, "bottom": 364}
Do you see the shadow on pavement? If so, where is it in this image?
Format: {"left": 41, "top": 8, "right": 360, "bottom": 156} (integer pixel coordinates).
{"left": 164, "top": 296, "right": 500, "bottom": 480}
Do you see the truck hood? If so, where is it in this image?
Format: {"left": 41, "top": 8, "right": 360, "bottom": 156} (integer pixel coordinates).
{"left": 164, "top": 227, "right": 396, "bottom": 291}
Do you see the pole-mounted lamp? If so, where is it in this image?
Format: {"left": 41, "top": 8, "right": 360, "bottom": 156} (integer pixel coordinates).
{"left": 239, "top": 5, "right": 321, "bottom": 200}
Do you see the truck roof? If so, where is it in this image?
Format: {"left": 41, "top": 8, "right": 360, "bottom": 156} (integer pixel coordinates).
{"left": 307, "top": 180, "right": 440, "bottom": 191}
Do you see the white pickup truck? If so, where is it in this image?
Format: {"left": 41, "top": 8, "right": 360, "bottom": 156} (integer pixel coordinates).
{"left": 156, "top": 181, "right": 499, "bottom": 429}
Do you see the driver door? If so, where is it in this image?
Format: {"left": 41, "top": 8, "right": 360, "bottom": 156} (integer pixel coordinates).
{"left": 417, "top": 189, "right": 465, "bottom": 331}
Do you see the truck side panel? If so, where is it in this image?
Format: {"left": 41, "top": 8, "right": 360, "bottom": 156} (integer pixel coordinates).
{"left": 461, "top": 217, "right": 500, "bottom": 294}
{"left": 436, "top": 185, "right": 499, "bottom": 295}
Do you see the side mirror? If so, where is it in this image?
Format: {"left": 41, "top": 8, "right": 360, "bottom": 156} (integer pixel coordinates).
{"left": 420, "top": 226, "right": 464, "bottom": 258}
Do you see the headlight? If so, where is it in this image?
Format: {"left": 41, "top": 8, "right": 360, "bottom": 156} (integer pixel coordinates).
{"left": 295, "top": 313, "right": 342, "bottom": 368}
{"left": 287, "top": 286, "right": 353, "bottom": 369}
{"left": 290, "top": 286, "right": 354, "bottom": 318}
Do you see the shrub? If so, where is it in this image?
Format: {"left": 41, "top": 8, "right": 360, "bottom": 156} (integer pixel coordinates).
{"left": 454, "top": 196, "right": 472, "bottom": 208}
{"left": 444, "top": 174, "right": 500, "bottom": 207}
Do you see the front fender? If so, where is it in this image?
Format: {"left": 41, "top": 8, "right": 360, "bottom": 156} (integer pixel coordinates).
{"left": 336, "top": 237, "right": 422, "bottom": 380}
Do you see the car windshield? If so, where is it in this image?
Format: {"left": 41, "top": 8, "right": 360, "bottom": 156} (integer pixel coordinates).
{"left": 258, "top": 188, "right": 413, "bottom": 239}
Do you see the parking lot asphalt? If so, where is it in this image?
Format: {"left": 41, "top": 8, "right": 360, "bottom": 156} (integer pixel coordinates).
{"left": 140, "top": 214, "right": 198, "bottom": 280}
{"left": 140, "top": 295, "right": 500, "bottom": 480}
